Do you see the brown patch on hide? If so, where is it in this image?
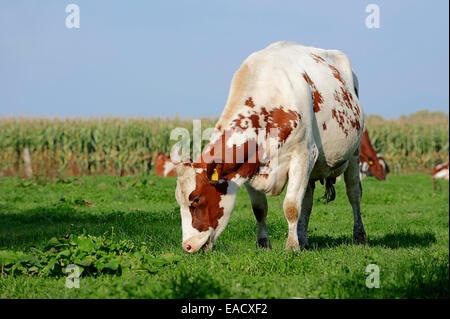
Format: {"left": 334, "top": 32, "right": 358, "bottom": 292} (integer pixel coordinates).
{"left": 284, "top": 203, "right": 299, "bottom": 223}
{"left": 331, "top": 108, "right": 349, "bottom": 136}
{"left": 332, "top": 88, "right": 361, "bottom": 136}
{"left": 207, "top": 139, "right": 262, "bottom": 181}
{"left": 265, "top": 107, "right": 302, "bottom": 142}
{"left": 302, "top": 72, "right": 323, "bottom": 113}
{"left": 328, "top": 64, "right": 362, "bottom": 137}
{"left": 328, "top": 64, "right": 346, "bottom": 87}
{"left": 311, "top": 53, "right": 326, "bottom": 63}
{"left": 188, "top": 173, "right": 229, "bottom": 232}
{"left": 202, "top": 106, "right": 301, "bottom": 182}
{"left": 245, "top": 97, "right": 255, "bottom": 108}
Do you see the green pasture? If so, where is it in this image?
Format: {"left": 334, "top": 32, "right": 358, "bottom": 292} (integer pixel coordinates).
{"left": 0, "top": 173, "right": 448, "bottom": 298}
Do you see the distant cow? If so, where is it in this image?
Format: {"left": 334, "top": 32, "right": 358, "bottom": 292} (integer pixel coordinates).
{"left": 175, "top": 41, "right": 367, "bottom": 253}
{"left": 154, "top": 153, "right": 177, "bottom": 177}
{"left": 432, "top": 161, "right": 449, "bottom": 190}
{"left": 377, "top": 154, "right": 390, "bottom": 174}
{"left": 359, "top": 129, "right": 387, "bottom": 181}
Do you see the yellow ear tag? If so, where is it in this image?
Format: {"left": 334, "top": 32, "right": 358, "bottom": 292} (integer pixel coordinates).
{"left": 369, "top": 160, "right": 374, "bottom": 165}
{"left": 211, "top": 168, "right": 219, "bottom": 181}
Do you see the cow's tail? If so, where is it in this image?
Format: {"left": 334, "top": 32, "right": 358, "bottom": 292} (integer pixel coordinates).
{"left": 352, "top": 69, "right": 359, "bottom": 98}
{"left": 352, "top": 69, "right": 367, "bottom": 135}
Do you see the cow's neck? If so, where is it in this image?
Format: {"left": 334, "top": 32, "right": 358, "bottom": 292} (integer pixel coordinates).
{"left": 196, "top": 125, "right": 262, "bottom": 186}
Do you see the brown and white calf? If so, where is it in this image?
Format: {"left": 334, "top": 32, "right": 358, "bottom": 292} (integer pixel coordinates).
{"left": 175, "top": 41, "right": 367, "bottom": 253}
{"left": 359, "top": 129, "right": 388, "bottom": 181}
{"left": 155, "top": 153, "right": 177, "bottom": 177}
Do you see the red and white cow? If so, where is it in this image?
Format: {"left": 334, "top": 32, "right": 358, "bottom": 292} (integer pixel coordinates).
{"left": 359, "top": 128, "right": 388, "bottom": 181}
{"left": 432, "top": 161, "right": 449, "bottom": 190}
{"left": 175, "top": 41, "right": 366, "bottom": 253}
{"left": 432, "top": 162, "right": 449, "bottom": 180}
{"left": 377, "top": 154, "right": 390, "bottom": 174}
{"left": 155, "top": 152, "right": 177, "bottom": 177}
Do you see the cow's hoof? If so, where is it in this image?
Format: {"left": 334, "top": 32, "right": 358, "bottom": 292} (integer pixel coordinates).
{"left": 257, "top": 237, "right": 272, "bottom": 249}
{"left": 298, "top": 236, "right": 309, "bottom": 250}
{"left": 299, "top": 242, "right": 309, "bottom": 250}
{"left": 353, "top": 231, "right": 367, "bottom": 245}
{"left": 285, "top": 237, "right": 300, "bottom": 251}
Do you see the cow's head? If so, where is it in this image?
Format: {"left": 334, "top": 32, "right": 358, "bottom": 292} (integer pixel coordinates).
{"left": 155, "top": 153, "right": 170, "bottom": 177}
{"left": 359, "top": 129, "right": 386, "bottom": 181}
{"left": 377, "top": 154, "right": 390, "bottom": 174}
{"left": 175, "top": 162, "right": 239, "bottom": 253}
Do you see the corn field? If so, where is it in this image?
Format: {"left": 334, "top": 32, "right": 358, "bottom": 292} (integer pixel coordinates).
{"left": 365, "top": 111, "right": 449, "bottom": 173}
{"left": 0, "top": 111, "right": 448, "bottom": 179}
{"left": 0, "top": 117, "right": 215, "bottom": 179}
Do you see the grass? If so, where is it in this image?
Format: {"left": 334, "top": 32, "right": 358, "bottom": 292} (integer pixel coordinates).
{"left": 0, "top": 173, "right": 448, "bottom": 298}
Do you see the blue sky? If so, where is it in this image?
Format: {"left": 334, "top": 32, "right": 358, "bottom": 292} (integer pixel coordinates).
{"left": 0, "top": 0, "right": 448, "bottom": 119}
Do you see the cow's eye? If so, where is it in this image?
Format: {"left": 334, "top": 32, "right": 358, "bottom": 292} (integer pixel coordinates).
{"left": 191, "top": 197, "right": 201, "bottom": 207}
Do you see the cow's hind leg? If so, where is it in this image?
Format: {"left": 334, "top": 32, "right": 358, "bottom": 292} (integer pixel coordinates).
{"left": 283, "top": 150, "right": 316, "bottom": 251}
{"left": 297, "top": 181, "right": 315, "bottom": 249}
{"left": 344, "top": 152, "right": 367, "bottom": 244}
{"left": 244, "top": 183, "right": 271, "bottom": 248}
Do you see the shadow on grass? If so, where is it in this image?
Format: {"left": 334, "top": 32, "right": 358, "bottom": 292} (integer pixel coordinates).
{"left": 310, "top": 231, "right": 437, "bottom": 250}
{"left": 0, "top": 204, "right": 181, "bottom": 251}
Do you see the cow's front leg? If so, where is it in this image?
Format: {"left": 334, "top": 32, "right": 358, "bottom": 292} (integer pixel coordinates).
{"left": 344, "top": 152, "right": 367, "bottom": 244}
{"left": 244, "top": 183, "right": 271, "bottom": 248}
{"left": 283, "top": 152, "right": 315, "bottom": 251}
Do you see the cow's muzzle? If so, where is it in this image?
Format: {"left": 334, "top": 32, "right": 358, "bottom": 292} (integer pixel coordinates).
{"left": 182, "top": 233, "right": 213, "bottom": 253}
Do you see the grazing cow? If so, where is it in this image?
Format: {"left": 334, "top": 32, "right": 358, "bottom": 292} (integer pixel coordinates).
{"left": 432, "top": 161, "right": 449, "bottom": 190}
{"left": 175, "top": 41, "right": 366, "bottom": 253}
{"left": 359, "top": 129, "right": 388, "bottom": 181}
{"left": 155, "top": 152, "right": 177, "bottom": 177}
